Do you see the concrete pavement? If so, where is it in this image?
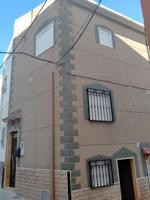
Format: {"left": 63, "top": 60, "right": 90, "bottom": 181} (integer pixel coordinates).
{"left": 0, "top": 189, "right": 26, "bottom": 200}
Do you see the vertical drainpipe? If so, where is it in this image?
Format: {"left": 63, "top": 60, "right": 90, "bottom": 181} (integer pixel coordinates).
{"left": 50, "top": 72, "right": 55, "bottom": 200}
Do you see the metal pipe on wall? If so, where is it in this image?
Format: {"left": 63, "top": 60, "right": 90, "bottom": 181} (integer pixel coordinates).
{"left": 50, "top": 71, "right": 55, "bottom": 200}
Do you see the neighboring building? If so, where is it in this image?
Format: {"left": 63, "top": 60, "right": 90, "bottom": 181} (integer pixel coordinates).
{"left": 0, "top": 75, "right": 2, "bottom": 186}
{"left": 0, "top": 75, "right": 2, "bottom": 157}
{"left": 0, "top": 42, "right": 13, "bottom": 162}
{"left": 0, "top": 42, "right": 13, "bottom": 187}
{"left": 141, "top": 0, "right": 150, "bottom": 55}
{"left": 3, "top": 0, "right": 150, "bottom": 199}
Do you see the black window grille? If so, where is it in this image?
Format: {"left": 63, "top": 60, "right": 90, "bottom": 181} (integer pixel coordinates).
{"left": 87, "top": 88, "right": 114, "bottom": 122}
{"left": 89, "top": 159, "right": 114, "bottom": 188}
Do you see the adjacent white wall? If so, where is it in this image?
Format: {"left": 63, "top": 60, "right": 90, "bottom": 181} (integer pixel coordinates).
{"left": 0, "top": 42, "right": 12, "bottom": 162}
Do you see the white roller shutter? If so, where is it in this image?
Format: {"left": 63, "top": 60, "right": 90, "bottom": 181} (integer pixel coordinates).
{"left": 36, "top": 22, "right": 54, "bottom": 56}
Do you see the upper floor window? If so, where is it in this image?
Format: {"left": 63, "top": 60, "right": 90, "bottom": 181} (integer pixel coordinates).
{"left": 89, "top": 159, "right": 114, "bottom": 188}
{"left": 98, "top": 26, "right": 114, "bottom": 48}
{"left": 2, "top": 75, "right": 7, "bottom": 93}
{"left": 1, "top": 127, "right": 6, "bottom": 148}
{"left": 87, "top": 88, "right": 114, "bottom": 122}
{"left": 35, "top": 22, "right": 54, "bottom": 56}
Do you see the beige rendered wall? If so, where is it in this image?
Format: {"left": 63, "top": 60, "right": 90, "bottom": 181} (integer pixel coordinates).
{"left": 9, "top": 0, "right": 150, "bottom": 198}
{"left": 10, "top": 0, "right": 61, "bottom": 170}
{"left": 71, "top": 0, "right": 150, "bottom": 189}
{"left": 14, "top": 0, "right": 56, "bottom": 38}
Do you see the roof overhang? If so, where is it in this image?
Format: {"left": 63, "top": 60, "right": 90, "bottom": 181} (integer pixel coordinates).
{"left": 3, "top": 110, "right": 22, "bottom": 123}
{"left": 143, "top": 147, "right": 150, "bottom": 155}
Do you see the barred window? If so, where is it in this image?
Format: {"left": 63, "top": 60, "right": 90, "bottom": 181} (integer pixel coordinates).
{"left": 89, "top": 159, "right": 114, "bottom": 188}
{"left": 87, "top": 88, "right": 114, "bottom": 122}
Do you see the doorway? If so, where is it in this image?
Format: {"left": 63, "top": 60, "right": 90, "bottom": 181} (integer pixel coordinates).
{"left": 9, "top": 131, "right": 17, "bottom": 187}
{"left": 118, "top": 159, "right": 136, "bottom": 200}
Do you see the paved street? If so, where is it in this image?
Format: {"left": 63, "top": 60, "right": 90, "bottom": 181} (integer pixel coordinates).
{"left": 0, "top": 189, "right": 26, "bottom": 200}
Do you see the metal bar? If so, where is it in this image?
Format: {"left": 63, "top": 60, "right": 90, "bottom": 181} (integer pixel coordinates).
{"left": 105, "top": 94, "right": 110, "bottom": 121}
{"left": 67, "top": 172, "right": 72, "bottom": 200}
{"left": 100, "top": 93, "right": 103, "bottom": 121}
{"left": 102, "top": 93, "right": 107, "bottom": 121}
{"left": 89, "top": 162, "right": 93, "bottom": 188}
{"left": 50, "top": 72, "right": 55, "bottom": 200}
{"left": 94, "top": 92, "right": 99, "bottom": 121}
{"left": 96, "top": 164, "right": 99, "bottom": 187}
{"left": 97, "top": 93, "right": 102, "bottom": 121}
{"left": 108, "top": 163, "right": 111, "bottom": 185}
{"left": 109, "top": 92, "right": 114, "bottom": 122}
{"left": 90, "top": 164, "right": 94, "bottom": 188}
{"left": 1, "top": 164, "right": 5, "bottom": 188}
{"left": 103, "top": 93, "right": 107, "bottom": 121}
{"left": 88, "top": 91, "right": 93, "bottom": 120}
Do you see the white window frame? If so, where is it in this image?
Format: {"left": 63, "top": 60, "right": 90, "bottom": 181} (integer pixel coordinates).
{"left": 87, "top": 88, "right": 114, "bottom": 122}
{"left": 35, "top": 21, "right": 54, "bottom": 56}
{"left": 98, "top": 26, "right": 114, "bottom": 48}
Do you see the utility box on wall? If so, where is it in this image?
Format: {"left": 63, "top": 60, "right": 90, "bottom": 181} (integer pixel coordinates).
{"left": 41, "top": 191, "right": 49, "bottom": 200}
{"left": 20, "top": 141, "right": 25, "bottom": 156}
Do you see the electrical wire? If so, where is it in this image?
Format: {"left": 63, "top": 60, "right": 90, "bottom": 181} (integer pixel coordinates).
{"left": 0, "top": 0, "right": 102, "bottom": 70}
{"left": 0, "top": 0, "right": 49, "bottom": 69}
{"left": 55, "top": 0, "right": 102, "bottom": 64}
{"left": 14, "top": 0, "right": 49, "bottom": 52}
{"left": 0, "top": 51, "right": 55, "bottom": 64}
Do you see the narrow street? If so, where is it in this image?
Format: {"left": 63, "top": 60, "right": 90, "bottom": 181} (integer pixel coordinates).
{"left": 0, "top": 189, "right": 26, "bottom": 200}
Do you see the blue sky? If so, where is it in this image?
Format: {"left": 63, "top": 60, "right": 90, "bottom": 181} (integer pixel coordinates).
{"left": 0, "top": 0, "right": 143, "bottom": 67}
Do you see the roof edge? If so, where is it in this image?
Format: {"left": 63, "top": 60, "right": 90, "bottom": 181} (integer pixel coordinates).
{"left": 71, "top": 0, "right": 144, "bottom": 34}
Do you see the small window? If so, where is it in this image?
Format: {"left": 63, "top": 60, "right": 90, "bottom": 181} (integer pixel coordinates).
{"left": 1, "top": 127, "right": 6, "bottom": 148}
{"left": 87, "top": 88, "right": 114, "bottom": 122}
{"left": 89, "top": 159, "right": 114, "bottom": 188}
{"left": 146, "top": 157, "right": 150, "bottom": 180}
{"left": 98, "top": 26, "right": 114, "bottom": 48}
{"left": 36, "top": 22, "right": 54, "bottom": 56}
{"left": 2, "top": 75, "right": 7, "bottom": 93}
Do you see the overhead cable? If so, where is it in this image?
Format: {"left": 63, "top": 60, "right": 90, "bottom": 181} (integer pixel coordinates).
{"left": 0, "top": 0, "right": 48, "bottom": 69}
{"left": 0, "top": 0, "right": 102, "bottom": 67}
{"left": 0, "top": 51, "right": 55, "bottom": 64}
{"left": 55, "top": 0, "right": 102, "bottom": 64}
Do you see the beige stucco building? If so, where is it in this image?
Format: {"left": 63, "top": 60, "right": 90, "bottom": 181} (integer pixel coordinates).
{"left": 3, "top": 0, "right": 150, "bottom": 199}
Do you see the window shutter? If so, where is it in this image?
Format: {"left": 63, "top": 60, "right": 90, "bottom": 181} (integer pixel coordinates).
{"left": 98, "top": 27, "right": 113, "bottom": 48}
{"left": 36, "top": 22, "right": 54, "bottom": 56}
{"left": 95, "top": 25, "right": 100, "bottom": 44}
